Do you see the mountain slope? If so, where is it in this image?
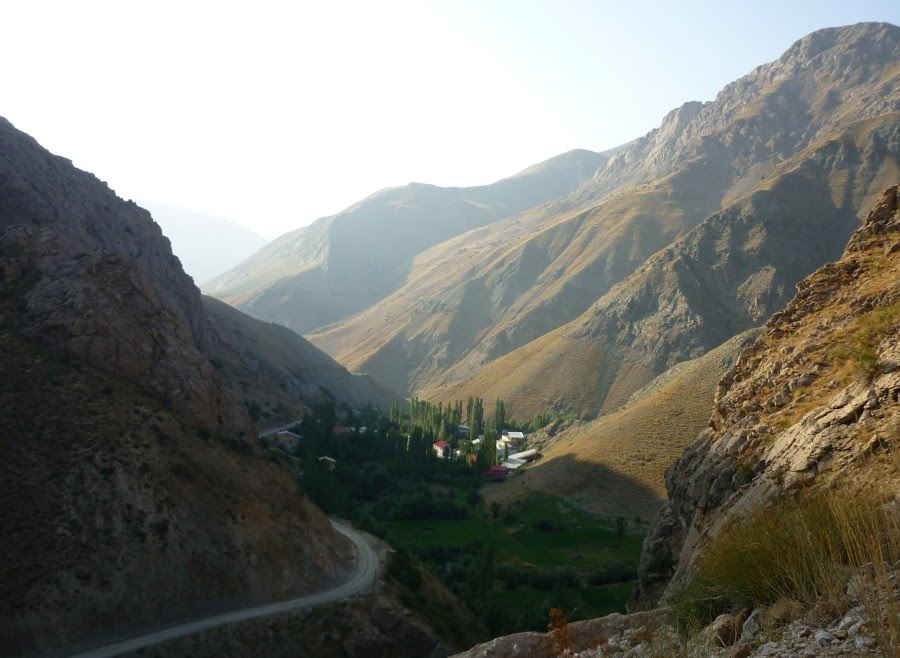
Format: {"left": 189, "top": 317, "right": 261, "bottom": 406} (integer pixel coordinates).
{"left": 427, "top": 113, "right": 900, "bottom": 418}
{"left": 310, "top": 23, "right": 900, "bottom": 400}
{"left": 0, "top": 117, "right": 357, "bottom": 655}
{"left": 483, "top": 329, "right": 760, "bottom": 521}
{"left": 204, "top": 149, "right": 607, "bottom": 333}
{"left": 203, "top": 295, "right": 402, "bottom": 424}
{"left": 140, "top": 201, "right": 268, "bottom": 286}
{"left": 637, "top": 184, "right": 900, "bottom": 606}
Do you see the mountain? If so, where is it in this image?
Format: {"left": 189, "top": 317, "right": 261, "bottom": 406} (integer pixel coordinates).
{"left": 139, "top": 201, "right": 268, "bottom": 286}
{"left": 203, "top": 295, "right": 402, "bottom": 424}
{"left": 425, "top": 113, "right": 899, "bottom": 417}
{"left": 203, "top": 149, "right": 608, "bottom": 333}
{"left": 0, "top": 116, "right": 368, "bottom": 655}
{"left": 309, "top": 22, "right": 899, "bottom": 406}
{"left": 449, "top": 185, "right": 900, "bottom": 658}
{"left": 636, "top": 185, "right": 900, "bottom": 608}
{"left": 484, "top": 329, "right": 760, "bottom": 521}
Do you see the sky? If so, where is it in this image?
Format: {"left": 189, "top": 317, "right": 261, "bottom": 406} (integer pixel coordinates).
{"left": 2, "top": 1, "right": 898, "bottom": 240}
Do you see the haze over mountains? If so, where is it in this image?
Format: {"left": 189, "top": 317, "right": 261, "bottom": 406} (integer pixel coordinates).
{"left": 204, "top": 149, "right": 607, "bottom": 333}
{"left": 139, "top": 201, "right": 268, "bottom": 286}
{"left": 211, "top": 22, "right": 898, "bottom": 418}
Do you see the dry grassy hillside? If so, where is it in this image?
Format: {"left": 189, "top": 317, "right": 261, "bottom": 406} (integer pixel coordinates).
{"left": 205, "top": 149, "right": 606, "bottom": 333}
{"left": 481, "top": 331, "right": 758, "bottom": 520}
{"left": 310, "top": 24, "right": 900, "bottom": 403}
{"left": 310, "top": 151, "right": 728, "bottom": 396}
{"left": 425, "top": 113, "right": 899, "bottom": 419}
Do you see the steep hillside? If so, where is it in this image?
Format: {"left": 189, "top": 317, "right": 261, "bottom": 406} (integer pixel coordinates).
{"left": 311, "top": 23, "right": 900, "bottom": 401}
{"left": 637, "top": 185, "right": 899, "bottom": 607}
{"left": 204, "top": 149, "right": 607, "bottom": 333}
{"left": 483, "top": 330, "right": 760, "bottom": 520}
{"left": 427, "top": 114, "right": 899, "bottom": 417}
{"left": 574, "top": 22, "right": 900, "bottom": 209}
{"left": 0, "top": 334, "right": 350, "bottom": 655}
{"left": 203, "top": 295, "right": 402, "bottom": 424}
{"left": 0, "top": 117, "right": 355, "bottom": 655}
{"left": 140, "top": 201, "right": 268, "bottom": 286}
{"left": 448, "top": 187, "right": 900, "bottom": 658}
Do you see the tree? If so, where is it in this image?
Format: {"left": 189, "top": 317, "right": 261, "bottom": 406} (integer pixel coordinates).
{"left": 494, "top": 398, "right": 505, "bottom": 434}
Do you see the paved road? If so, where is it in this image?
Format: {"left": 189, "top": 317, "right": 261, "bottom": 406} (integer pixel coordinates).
{"left": 69, "top": 520, "right": 377, "bottom": 658}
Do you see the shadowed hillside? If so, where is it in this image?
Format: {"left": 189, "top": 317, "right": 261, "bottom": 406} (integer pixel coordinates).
{"left": 203, "top": 295, "right": 402, "bottom": 425}
{"left": 0, "top": 116, "right": 361, "bottom": 655}
{"left": 482, "top": 330, "right": 759, "bottom": 520}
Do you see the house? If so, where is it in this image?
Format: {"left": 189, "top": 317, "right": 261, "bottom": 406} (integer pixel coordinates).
{"left": 318, "top": 456, "right": 336, "bottom": 471}
{"left": 507, "top": 431, "right": 525, "bottom": 442}
{"left": 456, "top": 424, "right": 470, "bottom": 437}
{"left": 508, "top": 448, "right": 538, "bottom": 462}
{"left": 482, "top": 465, "right": 509, "bottom": 482}
{"left": 333, "top": 426, "right": 354, "bottom": 437}
{"left": 274, "top": 430, "right": 301, "bottom": 452}
{"left": 433, "top": 440, "right": 451, "bottom": 459}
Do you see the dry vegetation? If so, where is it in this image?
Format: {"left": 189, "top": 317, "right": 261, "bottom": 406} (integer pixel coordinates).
{"left": 482, "top": 331, "right": 758, "bottom": 520}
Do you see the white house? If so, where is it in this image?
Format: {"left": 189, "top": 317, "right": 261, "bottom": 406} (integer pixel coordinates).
{"left": 275, "top": 430, "right": 301, "bottom": 452}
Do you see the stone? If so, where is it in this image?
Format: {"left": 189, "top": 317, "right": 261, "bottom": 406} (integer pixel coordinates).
{"left": 702, "top": 612, "right": 745, "bottom": 648}
{"left": 813, "top": 629, "right": 833, "bottom": 646}
{"left": 855, "top": 634, "right": 875, "bottom": 649}
{"left": 740, "top": 609, "right": 761, "bottom": 642}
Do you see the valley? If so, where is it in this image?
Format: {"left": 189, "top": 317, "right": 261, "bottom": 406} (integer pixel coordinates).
{"left": 1, "top": 15, "right": 898, "bottom": 658}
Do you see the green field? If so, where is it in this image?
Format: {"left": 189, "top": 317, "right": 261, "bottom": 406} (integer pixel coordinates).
{"left": 386, "top": 492, "right": 644, "bottom": 632}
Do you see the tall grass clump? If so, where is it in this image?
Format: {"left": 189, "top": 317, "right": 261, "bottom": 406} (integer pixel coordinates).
{"left": 673, "top": 481, "right": 900, "bottom": 652}
{"left": 829, "top": 300, "right": 900, "bottom": 379}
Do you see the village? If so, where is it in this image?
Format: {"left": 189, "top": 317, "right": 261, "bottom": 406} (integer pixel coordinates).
{"left": 431, "top": 425, "right": 540, "bottom": 481}
{"left": 268, "top": 420, "right": 541, "bottom": 482}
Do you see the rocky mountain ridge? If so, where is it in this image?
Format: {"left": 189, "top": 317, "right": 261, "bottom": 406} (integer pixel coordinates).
{"left": 0, "top": 116, "right": 395, "bottom": 655}
{"left": 309, "top": 23, "right": 900, "bottom": 412}
{"left": 205, "top": 148, "right": 607, "bottom": 333}
{"left": 636, "top": 184, "right": 900, "bottom": 607}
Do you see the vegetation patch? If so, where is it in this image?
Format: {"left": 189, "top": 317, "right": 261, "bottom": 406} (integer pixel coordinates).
{"left": 829, "top": 300, "right": 900, "bottom": 379}
{"left": 671, "top": 483, "right": 900, "bottom": 650}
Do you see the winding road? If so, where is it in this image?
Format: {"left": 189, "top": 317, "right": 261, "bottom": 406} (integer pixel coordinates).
{"left": 69, "top": 520, "right": 377, "bottom": 658}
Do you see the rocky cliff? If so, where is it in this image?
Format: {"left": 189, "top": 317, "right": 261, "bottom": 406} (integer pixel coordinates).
{"left": 637, "top": 185, "right": 899, "bottom": 605}
{"left": 0, "top": 116, "right": 251, "bottom": 438}
{"left": 0, "top": 117, "right": 359, "bottom": 655}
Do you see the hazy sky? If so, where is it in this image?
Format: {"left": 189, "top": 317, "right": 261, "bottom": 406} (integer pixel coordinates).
{"left": 2, "top": 1, "right": 897, "bottom": 239}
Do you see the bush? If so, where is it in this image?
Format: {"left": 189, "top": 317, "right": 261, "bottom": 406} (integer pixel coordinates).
{"left": 674, "top": 484, "right": 900, "bottom": 646}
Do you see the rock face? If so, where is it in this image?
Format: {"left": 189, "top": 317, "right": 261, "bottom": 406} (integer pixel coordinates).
{"left": 0, "top": 116, "right": 251, "bottom": 439}
{"left": 636, "top": 185, "right": 900, "bottom": 605}
{"left": 0, "top": 117, "right": 359, "bottom": 655}
{"left": 578, "top": 22, "right": 900, "bottom": 207}
{"left": 310, "top": 22, "right": 900, "bottom": 408}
